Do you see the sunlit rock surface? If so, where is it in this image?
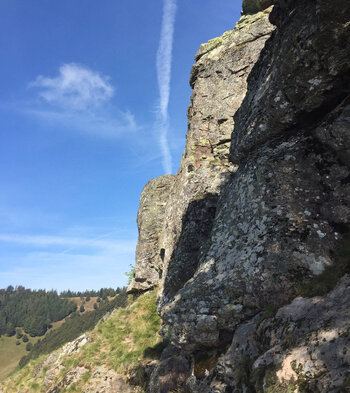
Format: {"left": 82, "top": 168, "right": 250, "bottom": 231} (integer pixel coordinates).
{"left": 127, "top": 175, "right": 175, "bottom": 294}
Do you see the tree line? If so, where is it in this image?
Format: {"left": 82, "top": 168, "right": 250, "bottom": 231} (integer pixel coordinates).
{"left": 60, "top": 287, "right": 123, "bottom": 299}
{"left": 0, "top": 286, "right": 76, "bottom": 337}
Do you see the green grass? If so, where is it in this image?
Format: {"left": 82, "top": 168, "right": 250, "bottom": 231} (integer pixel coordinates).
{"left": 0, "top": 335, "right": 39, "bottom": 381}
{"left": 1, "top": 290, "right": 163, "bottom": 393}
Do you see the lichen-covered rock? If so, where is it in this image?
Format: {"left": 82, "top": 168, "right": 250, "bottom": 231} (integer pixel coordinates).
{"left": 127, "top": 175, "right": 175, "bottom": 294}
{"left": 158, "top": 7, "right": 275, "bottom": 309}
{"left": 159, "top": 0, "right": 350, "bottom": 354}
{"left": 230, "top": 0, "right": 350, "bottom": 163}
{"left": 83, "top": 367, "right": 135, "bottom": 393}
{"left": 211, "top": 275, "right": 350, "bottom": 393}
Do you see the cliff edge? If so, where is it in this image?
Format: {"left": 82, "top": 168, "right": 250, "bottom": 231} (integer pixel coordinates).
{"left": 2, "top": 0, "right": 349, "bottom": 392}
{"left": 133, "top": 0, "right": 350, "bottom": 391}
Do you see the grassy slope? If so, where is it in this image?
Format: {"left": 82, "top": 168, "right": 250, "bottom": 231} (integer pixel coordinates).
{"left": 0, "top": 335, "right": 39, "bottom": 381}
{"left": 0, "top": 296, "right": 102, "bottom": 381}
{"left": 2, "top": 290, "right": 162, "bottom": 393}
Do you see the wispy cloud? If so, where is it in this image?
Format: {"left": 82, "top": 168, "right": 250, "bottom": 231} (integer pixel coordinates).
{"left": 156, "top": 0, "right": 177, "bottom": 174}
{"left": 29, "top": 63, "right": 114, "bottom": 111}
{"left": 27, "top": 63, "right": 137, "bottom": 138}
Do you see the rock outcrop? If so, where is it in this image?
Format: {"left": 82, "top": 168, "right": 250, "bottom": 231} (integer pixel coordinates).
{"left": 159, "top": 6, "right": 276, "bottom": 309}
{"left": 127, "top": 175, "right": 175, "bottom": 294}
{"left": 28, "top": 333, "right": 135, "bottom": 393}
{"left": 133, "top": 0, "right": 350, "bottom": 391}
{"left": 211, "top": 275, "right": 350, "bottom": 393}
{"left": 3, "top": 1, "right": 348, "bottom": 392}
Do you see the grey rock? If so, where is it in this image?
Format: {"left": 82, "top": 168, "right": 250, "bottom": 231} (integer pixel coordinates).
{"left": 158, "top": 7, "right": 275, "bottom": 312}
{"left": 148, "top": 345, "right": 191, "bottom": 393}
{"left": 230, "top": 0, "right": 350, "bottom": 164}
{"left": 127, "top": 175, "right": 175, "bottom": 294}
{"left": 213, "top": 276, "right": 350, "bottom": 392}
{"left": 159, "top": 0, "right": 350, "bottom": 354}
{"left": 161, "top": 131, "right": 349, "bottom": 350}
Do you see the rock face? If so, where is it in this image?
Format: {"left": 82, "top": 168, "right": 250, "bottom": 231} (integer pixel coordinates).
{"left": 127, "top": 175, "right": 175, "bottom": 294}
{"left": 158, "top": 0, "right": 350, "bottom": 350}
{"left": 159, "top": 6, "right": 276, "bottom": 309}
{"left": 2, "top": 1, "right": 348, "bottom": 392}
{"left": 211, "top": 275, "right": 350, "bottom": 393}
{"left": 132, "top": 0, "right": 350, "bottom": 391}
{"left": 242, "top": 0, "right": 275, "bottom": 15}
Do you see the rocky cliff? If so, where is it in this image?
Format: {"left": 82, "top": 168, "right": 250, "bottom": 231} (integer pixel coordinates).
{"left": 133, "top": 0, "right": 350, "bottom": 392}
{"left": 128, "top": 175, "right": 175, "bottom": 294}
{"left": 2, "top": 1, "right": 349, "bottom": 392}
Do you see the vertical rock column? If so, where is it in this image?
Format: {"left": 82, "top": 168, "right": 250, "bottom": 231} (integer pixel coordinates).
{"left": 158, "top": 6, "right": 275, "bottom": 309}
{"left": 127, "top": 175, "right": 175, "bottom": 294}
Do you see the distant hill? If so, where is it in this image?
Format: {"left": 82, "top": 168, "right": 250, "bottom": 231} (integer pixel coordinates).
{"left": 0, "top": 286, "right": 77, "bottom": 337}
{"left": 0, "top": 286, "right": 127, "bottom": 381}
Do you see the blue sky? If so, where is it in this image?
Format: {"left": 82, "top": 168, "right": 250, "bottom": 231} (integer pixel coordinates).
{"left": 0, "top": 0, "right": 241, "bottom": 291}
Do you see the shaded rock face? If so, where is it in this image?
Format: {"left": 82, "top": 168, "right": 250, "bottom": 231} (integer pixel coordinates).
{"left": 211, "top": 275, "right": 350, "bottom": 393}
{"left": 148, "top": 345, "right": 191, "bottom": 393}
{"left": 130, "top": 0, "right": 350, "bottom": 391}
{"left": 159, "top": 0, "right": 350, "bottom": 353}
{"left": 127, "top": 175, "right": 175, "bottom": 294}
{"left": 159, "top": 7, "right": 276, "bottom": 309}
{"left": 231, "top": 0, "right": 350, "bottom": 163}
{"left": 242, "top": 0, "right": 275, "bottom": 15}
{"left": 144, "top": 0, "right": 350, "bottom": 392}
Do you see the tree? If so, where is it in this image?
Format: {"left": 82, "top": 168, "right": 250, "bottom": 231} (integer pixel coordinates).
{"left": 125, "top": 264, "right": 135, "bottom": 285}
{"left": 79, "top": 305, "right": 85, "bottom": 313}
{"left": 6, "top": 322, "right": 15, "bottom": 337}
{"left": 93, "top": 303, "right": 97, "bottom": 310}
{"left": 0, "top": 315, "right": 6, "bottom": 335}
{"left": 22, "top": 334, "right": 29, "bottom": 343}
{"left": 25, "top": 342, "right": 33, "bottom": 351}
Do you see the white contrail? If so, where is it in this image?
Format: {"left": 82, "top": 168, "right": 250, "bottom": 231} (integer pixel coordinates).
{"left": 156, "top": 0, "right": 177, "bottom": 174}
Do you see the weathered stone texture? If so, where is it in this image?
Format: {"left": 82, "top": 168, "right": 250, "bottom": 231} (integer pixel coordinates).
{"left": 127, "top": 175, "right": 175, "bottom": 294}
{"left": 230, "top": 0, "right": 350, "bottom": 163}
{"left": 160, "top": 133, "right": 350, "bottom": 351}
{"left": 158, "top": 8, "right": 275, "bottom": 309}
{"left": 212, "top": 276, "right": 350, "bottom": 393}
{"left": 159, "top": 0, "right": 350, "bottom": 355}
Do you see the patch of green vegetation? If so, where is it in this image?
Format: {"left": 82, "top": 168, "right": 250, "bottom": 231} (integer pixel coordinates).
{"left": 125, "top": 263, "right": 135, "bottom": 285}
{"left": 0, "top": 335, "right": 38, "bottom": 381}
{"left": 2, "top": 291, "right": 162, "bottom": 392}
{"left": 19, "top": 290, "right": 128, "bottom": 368}
{"left": 297, "top": 232, "right": 350, "bottom": 297}
{"left": 257, "top": 304, "right": 278, "bottom": 326}
{"left": 0, "top": 286, "right": 77, "bottom": 337}
{"left": 251, "top": 366, "right": 297, "bottom": 393}
{"left": 198, "top": 36, "right": 223, "bottom": 57}
{"left": 194, "top": 192, "right": 207, "bottom": 201}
